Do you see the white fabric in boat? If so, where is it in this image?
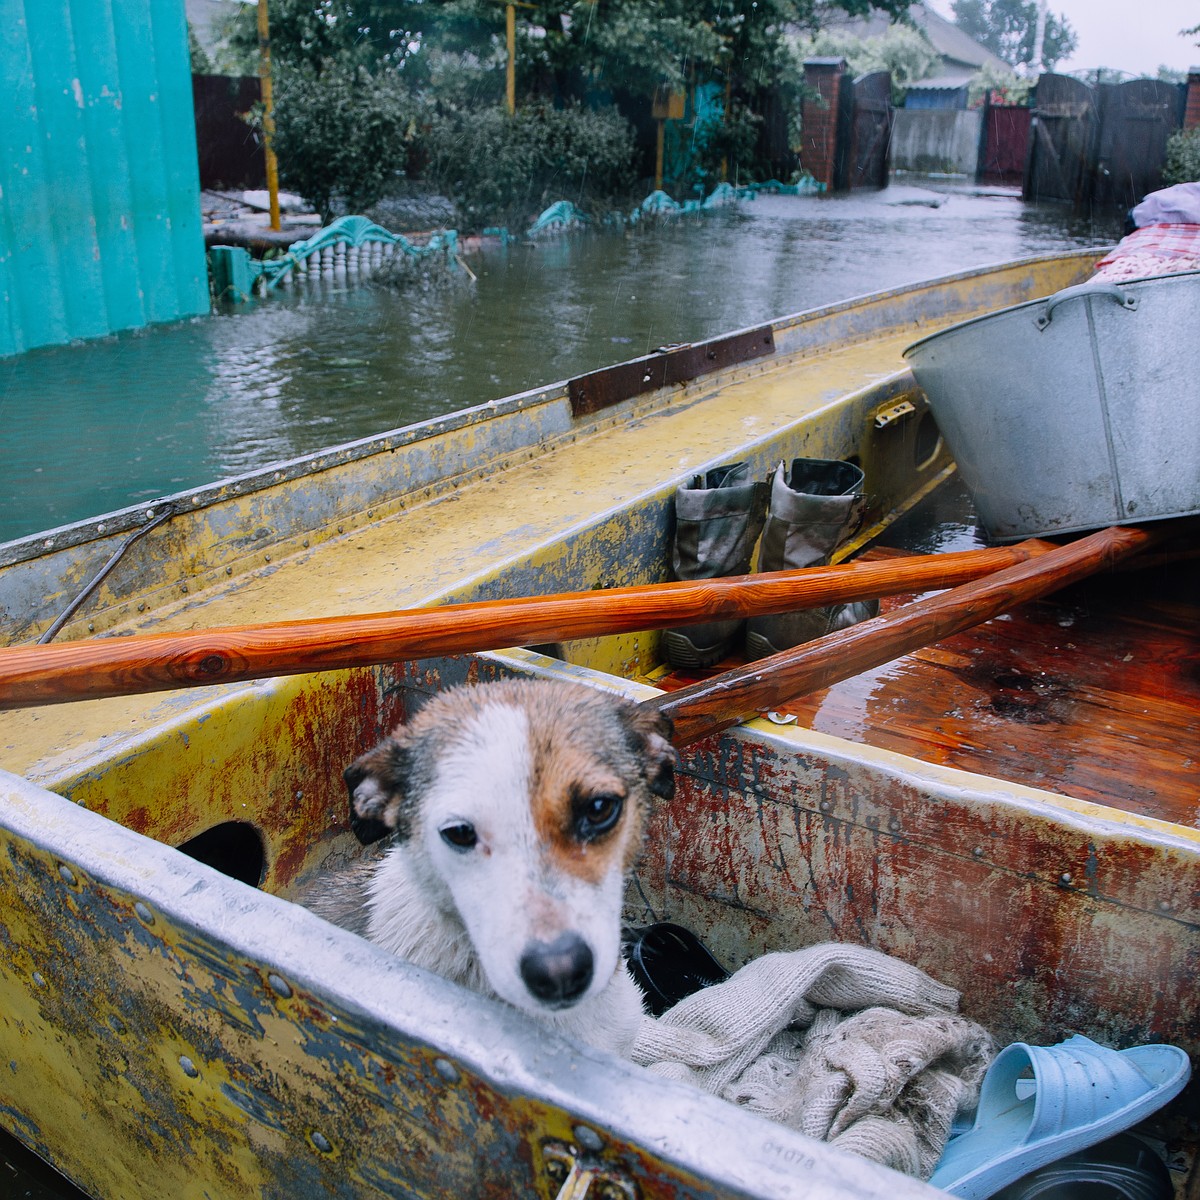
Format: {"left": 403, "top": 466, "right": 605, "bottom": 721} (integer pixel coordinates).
{"left": 631, "top": 943, "right": 994, "bottom": 1180}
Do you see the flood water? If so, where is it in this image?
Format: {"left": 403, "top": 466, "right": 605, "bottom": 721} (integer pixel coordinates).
{"left": 0, "top": 182, "right": 1122, "bottom": 545}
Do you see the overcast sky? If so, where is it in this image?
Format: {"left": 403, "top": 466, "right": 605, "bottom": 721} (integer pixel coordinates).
{"left": 923, "top": 0, "right": 1199, "bottom": 76}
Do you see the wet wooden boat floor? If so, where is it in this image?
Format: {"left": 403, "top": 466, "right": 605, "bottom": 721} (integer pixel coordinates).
{"left": 652, "top": 548, "right": 1200, "bottom": 831}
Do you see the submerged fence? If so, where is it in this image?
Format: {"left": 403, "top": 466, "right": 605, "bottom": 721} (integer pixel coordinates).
{"left": 209, "top": 216, "right": 461, "bottom": 302}
{"left": 210, "top": 181, "right": 822, "bottom": 303}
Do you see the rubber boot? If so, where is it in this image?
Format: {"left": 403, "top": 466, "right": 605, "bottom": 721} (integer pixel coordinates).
{"left": 662, "top": 462, "right": 768, "bottom": 669}
{"left": 745, "top": 459, "right": 877, "bottom": 660}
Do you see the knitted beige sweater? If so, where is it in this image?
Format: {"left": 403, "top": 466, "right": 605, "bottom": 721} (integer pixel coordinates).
{"left": 631, "top": 943, "right": 994, "bottom": 1180}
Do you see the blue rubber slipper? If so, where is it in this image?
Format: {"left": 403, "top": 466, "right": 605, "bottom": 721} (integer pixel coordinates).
{"left": 928, "top": 1035, "right": 1191, "bottom": 1199}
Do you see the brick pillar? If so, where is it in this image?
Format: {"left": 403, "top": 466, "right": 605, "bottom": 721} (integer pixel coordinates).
{"left": 1186, "top": 68, "right": 1200, "bottom": 131}
{"left": 802, "top": 57, "right": 848, "bottom": 189}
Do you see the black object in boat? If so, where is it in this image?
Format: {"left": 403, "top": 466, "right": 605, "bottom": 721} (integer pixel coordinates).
{"left": 991, "top": 1132, "right": 1173, "bottom": 1200}
{"left": 624, "top": 922, "right": 730, "bottom": 1016}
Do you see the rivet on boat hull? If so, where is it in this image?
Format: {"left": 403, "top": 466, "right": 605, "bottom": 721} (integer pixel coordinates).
{"left": 310, "top": 1131, "right": 334, "bottom": 1154}
{"left": 57, "top": 865, "right": 76, "bottom": 886}
{"left": 179, "top": 1056, "right": 199, "bottom": 1078}
{"left": 268, "top": 973, "right": 292, "bottom": 999}
{"left": 573, "top": 1125, "right": 603, "bottom": 1153}
{"left": 134, "top": 902, "right": 155, "bottom": 925}
{"left": 433, "top": 1058, "right": 459, "bottom": 1083}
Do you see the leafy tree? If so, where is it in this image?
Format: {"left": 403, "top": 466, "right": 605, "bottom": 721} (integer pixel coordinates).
{"left": 188, "top": 24, "right": 213, "bottom": 73}
{"left": 1163, "top": 127, "right": 1200, "bottom": 186}
{"left": 425, "top": 103, "right": 637, "bottom": 226}
{"left": 795, "top": 25, "right": 942, "bottom": 100}
{"left": 950, "top": 0, "right": 1077, "bottom": 70}
{"left": 225, "top": 0, "right": 436, "bottom": 73}
{"left": 270, "top": 55, "right": 425, "bottom": 220}
{"left": 240, "top": 0, "right": 920, "bottom": 223}
{"left": 966, "top": 60, "right": 1032, "bottom": 106}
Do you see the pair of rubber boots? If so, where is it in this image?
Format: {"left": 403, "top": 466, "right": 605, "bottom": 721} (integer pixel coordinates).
{"left": 662, "top": 458, "right": 877, "bottom": 669}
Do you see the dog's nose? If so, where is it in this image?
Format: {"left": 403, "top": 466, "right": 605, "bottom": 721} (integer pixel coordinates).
{"left": 519, "top": 933, "right": 594, "bottom": 1005}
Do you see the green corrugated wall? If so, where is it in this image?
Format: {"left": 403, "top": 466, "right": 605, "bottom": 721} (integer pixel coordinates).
{"left": 0, "top": 0, "right": 211, "bottom": 358}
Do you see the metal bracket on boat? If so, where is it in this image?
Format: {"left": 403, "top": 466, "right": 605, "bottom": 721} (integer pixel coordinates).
{"left": 567, "top": 325, "right": 776, "bottom": 417}
{"left": 36, "top": 501, "right": 177, "bottom": 644}
{"left": 1034, "top": 281, "right": 1139, "bottom": 331}
{"left": 873, "top": 398, "right": 918, "bottom": 429}
{"left": 541, "top": 1138, "right": 638, "bottom": 1200}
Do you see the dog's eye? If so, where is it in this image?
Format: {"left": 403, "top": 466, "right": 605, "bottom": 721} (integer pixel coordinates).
{"left": 573, "top": 792, "right": 623, "bottom": 841}
{"left": 439, "top": 822, "right": 478, "bottom": 852}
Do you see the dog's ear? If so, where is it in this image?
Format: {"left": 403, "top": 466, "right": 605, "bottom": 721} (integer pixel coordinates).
{"left": 625, "top": 705, "right": 676, "bottom": 801}
{"left": 344, "top": 735, "right": 416, "bottom": 845}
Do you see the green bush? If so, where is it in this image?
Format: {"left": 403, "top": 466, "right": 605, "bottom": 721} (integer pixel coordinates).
{"left": 795, "top": 26, "right": 941, "bottom": 104}
{"left": 967, "top": 61, "right": 1032, "bottom": 108}
{"left": 271, "top": 58, "right": 425, "bottom": 223}
{"left": 424, "top": 103, "right": 637, "bottom": 229}
{"left": 1162, "top": 127, "right": 1200, "bottom": 186}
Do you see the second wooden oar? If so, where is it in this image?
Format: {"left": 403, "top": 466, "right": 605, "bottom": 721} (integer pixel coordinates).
{"left": 0, "top": 542, "right": 1053, "bottom": 710}
{"left": 653, "top": 523, "right": 1161, "bottom": 746}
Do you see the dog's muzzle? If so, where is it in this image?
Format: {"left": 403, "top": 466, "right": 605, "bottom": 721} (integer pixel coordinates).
{"left": 519, "top": 933, "right": 594, "bottom": 1007}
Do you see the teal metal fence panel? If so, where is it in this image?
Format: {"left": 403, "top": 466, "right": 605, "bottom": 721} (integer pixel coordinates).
{"left": 0, "top": 0, "right": 210, "bottom": 358}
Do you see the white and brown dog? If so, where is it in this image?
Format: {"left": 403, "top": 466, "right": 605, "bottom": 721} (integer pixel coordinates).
{"left": 307, "top": 679, "right": 675, "bottom": 1056}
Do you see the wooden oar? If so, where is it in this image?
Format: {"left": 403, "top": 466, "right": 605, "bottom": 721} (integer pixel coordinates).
{"left": 0, "top": 542, "right": 1054, "bottom": 710}
{"left": 653, "top": 523, "right": 1162, "bottom": 746}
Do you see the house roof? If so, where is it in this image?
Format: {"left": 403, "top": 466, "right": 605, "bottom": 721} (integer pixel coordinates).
{"left": 815, "top": 1, "right": 1009, "bottom": 78}
{"left": 905, "top": 74, "right": 973, "bottom": 90}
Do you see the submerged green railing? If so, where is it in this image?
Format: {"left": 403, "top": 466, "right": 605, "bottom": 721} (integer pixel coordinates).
{"left": 524, "top": 177, "right": 824, "bottom": 237}
{"left": 210, "top": 216, "right": 460, "bottom": 302}
{"left": 210, "top": 179, "right": 824, "bottom": 302}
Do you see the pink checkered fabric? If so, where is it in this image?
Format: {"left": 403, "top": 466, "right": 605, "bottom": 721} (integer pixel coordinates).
{"left": 1094, "top": 223, "right": 1200, "bottom": 282}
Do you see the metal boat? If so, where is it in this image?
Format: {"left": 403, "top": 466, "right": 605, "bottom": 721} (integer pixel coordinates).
{"left": 0, "top": 249, "right": 1196, "bottom": 1199}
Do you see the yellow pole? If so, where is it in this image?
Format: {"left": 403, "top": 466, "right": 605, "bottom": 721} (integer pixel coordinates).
{"left": 506, "top": 3, "right": 516, "bottom": 115}
{"left": 257, "top": 0, "right": 281, "bottom": 231}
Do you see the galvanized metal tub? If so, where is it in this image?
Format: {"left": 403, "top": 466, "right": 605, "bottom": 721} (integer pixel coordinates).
{"left": 903, "top": 271, "right": 1200, "bottom": 541}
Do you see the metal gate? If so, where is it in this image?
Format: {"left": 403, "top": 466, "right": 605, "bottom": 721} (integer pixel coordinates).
{"left": 978, "top": 103, "right": 1031, "bottom": 187}
{"left": 1023, "top": 73, "right": 1099, "bottom": 206}
{"left": 193, "top": 74, "right": 266, "bottom": 191}
{"left": 847, "top": 71, "right": 892, "bottom": 189}
{"left": 1094, "top": 79, "right": 1185, "bottom": 210}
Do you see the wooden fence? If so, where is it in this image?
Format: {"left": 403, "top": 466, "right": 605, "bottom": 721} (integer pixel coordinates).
{"left": 1023, "top": 73, "right": 1185, "bottom": 210}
